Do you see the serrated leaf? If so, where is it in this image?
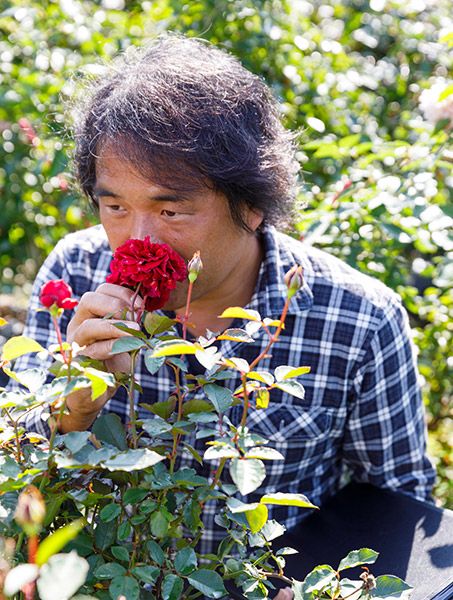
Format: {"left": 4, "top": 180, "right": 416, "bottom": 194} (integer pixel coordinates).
{"left": 152, "top": 339, "right": 198, "bottom": 357}
{"left": 141, "top": 417, "right": 172, "bottom": 437}
{"left": 99, "top": 503, "right": 121, "bottom": 522}
{"left": 218, "top": 307, "right": 261, "bottom": 321}
{"left": 338, "top": 548, "right": 379, "bottom": 571}
{"left": 123, "top": 488, "right": 148, "bottom": 504}
{"left": 371, "top": 575, "right": 412, "bottom": 599}
{"left": 92, "top": 413, "right": 127, "bottom": 451}
{"left": 255, "top": 387, "right": 270, "bottom": 409}
{"left": 1, "top": 336, "right": 45, "bottom": 361}
{"left": 102, "top": 448, "right": 165, "bottom": 472}
{"left": 144, "top": 313, "right": 175, "bottom": 336}
{"left": 303, "top": 565, "right": 337, "bottom": 597}
{"left": 146, "top": 540, "right": 165, "bottom": 565}
{"left": 182, "top": 399, "right": 213, "bottom": 416}
{"left": 274, "top": 380, "right": 306, "bottom": 399}
{"left": 230, "top": 458, "right": 266, "bottom": 496}
{"left": 94, "top": 562, "right": 126, "bottom": 579}
{"left": 175, "top": 546, "right": 198, "bottom": 575}
{"left": 227, "top": 498, "right": 260, "bottom": 513}
{"left": 2, "top": 367, "right": 47, "bottom": 392}
{"left": 244, "top": 447, "right": 284, "bottom": 460}
{"left": 247, "top": 370, "right": 275, "bottom": 385}
{"left": 223, "top": 357, "right": 250, "bottom": 373}
{"left": 110, "top": 336, "right": 146, "bottom": 354}
{"left": 83, "top": 367, "right": 115, "bottom": 400}
{"left": 141, "top": 396, "right": 176, "bottom": 419}
{"left": 204, "top": 383, "right": 234, "bottom": 412}
{"left": 162, "top": 573, "right": 184, "bottom": 600}
{"left": 150, "top": 510, "right": 169, "bottom": 538}
{"left": 182, "top": 442, "right": 203, "bottom": 465}
{"left": 245, "top": 503, "right": 268, "bottom": 534}
{"left": 260, "top": 492, "right": 317, "bottom": 509}
{"left": 111, "top": 546, "right": 129, "bottom": 562}
{"left": 187, "top": 569, "right": 227, "bottom": 599}
{"left": 131, "top": 565, "right": 160, "bottom": 584}
{"left": 217, "top": 328, "right": 255, "bottom": 342}
{"left": 36, "top": 519, "right": 85, "bottom": 566}
{"left": 109, "top": 575, "right": 140, "bottom": 600}
{"left": 275, "top": 365, "right": 311, "bottom": 382}
{"left": 204, "top": 445, "right": 240, "bottom": 460}
{"left": 144, "top": 350, "right": 166, "bottom": 375}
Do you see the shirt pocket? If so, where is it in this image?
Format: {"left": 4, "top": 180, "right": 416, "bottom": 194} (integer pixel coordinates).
{"left": 246, "top": 403, "right": 336, "bottom": 490}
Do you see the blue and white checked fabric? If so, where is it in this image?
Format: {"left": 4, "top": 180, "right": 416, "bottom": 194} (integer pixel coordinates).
{"left": 8, "top": 224, "right": 435, "bottom": 553}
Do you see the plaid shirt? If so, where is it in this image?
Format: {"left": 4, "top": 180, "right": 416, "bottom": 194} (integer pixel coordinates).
{"left": 10, "top": 224, "right": 435, "bottom": 553}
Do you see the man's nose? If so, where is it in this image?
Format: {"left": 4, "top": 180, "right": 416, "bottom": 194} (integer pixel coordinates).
{"left": 130, "top": 216, "right": 161, "bottom": 242}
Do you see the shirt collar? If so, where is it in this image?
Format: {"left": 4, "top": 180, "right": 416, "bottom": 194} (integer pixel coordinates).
{"left": 246, "top": 225, "right": 313, "bottom": 319}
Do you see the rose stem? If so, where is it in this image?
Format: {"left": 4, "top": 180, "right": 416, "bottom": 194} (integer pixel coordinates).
{"left": 182, "top": 279, "right": 194, "bottom": 340}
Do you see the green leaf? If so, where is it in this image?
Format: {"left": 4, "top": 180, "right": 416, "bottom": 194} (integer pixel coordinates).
{"left": 59, "top": 431, "right": 91, "bottom": 454}
{"left": 123, "top": 488, "right": 148, "bottom": 504}
{"left": 3, "top": 564, "right": 39, "bottom": 596}
{"left": 274, "top": 365, "right": 311, "bottom": 381}
{"left": 146, "top": 540, "right": 165, "bottom": 566}
{"left": 245, "top": 503, "right": 268, "bottom": 534}
{"left": 182, "top": 442, "right": 203, "bottom": 465}
{"left": 260, "top": 492, "right": 317, "bottom": 509}
{"left": 110, "top": 336, "right": 145, "bottom": 355}
{"left": 249, "top": 520, "right": 286, "bottom": 546}
{"left": 150, "top": 510, "right": 169, "bottom": 538}
{"left": 141, "top": 396, "right": 176, "bottom": 419}
{"left": 99, "top": 503, "right": 121, "bottom": 523}
{"left": 217, "top": 328, "right": 255, "bottom": 342}
{"left": 274, "top": 380, "right": 306, "bottom": 399}
{"left": 144, "top": 350, "right": 166, "bottom": 374}
{"left": 175, "top": 546, "right": 198, "bottom": 575}
{"left": 37, "top": 552, "right": 89, "bottom": 600}
{"left": 371, "top": 575, "right": 412, "bottom": 599}
{"left": 111, "top": 546, "right": 129, "bottom": 562}
{"left": 338, "top": 548, "right": 379, "bottom": 571}
{"left": 131, "top": 565, "right": 160, "bottom": 584}
{"left": 102, "top": 448, "right": 165, "bottom": 472}
{"left": 244, "top": 447, "right": 284, "bottom": 460}
{"left": 229, "top": 458, "right": 266, "bottom": 496}
{"left": 1, "top": 336, "right": 45, "bottom": 361}
{"left": 117, "top": 520, "right": 132, "bottom": 542}
{"left": 182, "top": 399, "right": 213, "bottom": 416}
{"left": 36, "top": 519, "right": 85, "bottom": 566}
{"left": 144, "top": 313, "right": 175, "bottom": 336}
{"left": 152, "top": 339, "right": 198, "bottom": 357}
{"left": 95, "top": 520, "right": 117, "bottom": 551}
{"left": 92, "top": 413, "right": 127, "bottom": 451}
{"left": 302, "top": 565, "right": 337, "bottom": 599}
{"left": 218, "top": 307, "right": 261, "bottom": 321}
{"left": 94, "top": 562, "right": 127, "bottom": 579}
{"left": 109, "top": 575, "right": 140, "bottom": 600}
{"left": 141, "top": 417, "right": 173, "bottom": 436}
{"left": 438, "top": 84, "right": 453, "bottom": 101}
{"left": 187, "top": 569, "right": 228, "bottom": 599}
{"left": 204, "top": 383, "right": 234, "bottom": 412}
{"left": 2, "top": 367, "right": 47, "bottom": 392}
{"left": 183, "top": 498, "right": 202, "bottom": 532}
{"left": 162, "top": 573, "right": 184, "bottom": 600}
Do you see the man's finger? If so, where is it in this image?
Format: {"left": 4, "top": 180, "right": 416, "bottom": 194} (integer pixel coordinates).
{"left": 68, "top": 318, "right": 140, "bottom": 346}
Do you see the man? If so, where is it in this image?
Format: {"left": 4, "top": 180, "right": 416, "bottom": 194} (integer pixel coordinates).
{"left": 11, "top": 34, "right": 434, "bottom": 585}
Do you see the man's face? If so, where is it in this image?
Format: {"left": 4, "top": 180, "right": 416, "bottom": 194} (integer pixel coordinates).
{"left": 94, "top": 145, "right": 263, "bottom": 312}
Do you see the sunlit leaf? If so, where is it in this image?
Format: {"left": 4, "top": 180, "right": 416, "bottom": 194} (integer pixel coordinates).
{"left": 1, "top": 336, "right": 45, "bottom": 361}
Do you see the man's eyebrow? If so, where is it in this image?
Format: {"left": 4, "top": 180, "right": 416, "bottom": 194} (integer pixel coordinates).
{"left": 93, "top": 187, "right": 191, "bottom": 202}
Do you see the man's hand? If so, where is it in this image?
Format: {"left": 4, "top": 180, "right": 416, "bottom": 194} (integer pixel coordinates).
{"left": 59, "top": 283, "right": 143, "bottom": 432}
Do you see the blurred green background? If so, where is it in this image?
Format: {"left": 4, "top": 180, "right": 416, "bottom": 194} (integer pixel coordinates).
{"left": 0, "top": 0, "right": 451, "bottom": 506}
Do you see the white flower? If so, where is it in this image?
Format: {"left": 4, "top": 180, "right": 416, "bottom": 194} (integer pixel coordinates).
{"left": 419, "top": 81, "right": 453, "bottom": 129}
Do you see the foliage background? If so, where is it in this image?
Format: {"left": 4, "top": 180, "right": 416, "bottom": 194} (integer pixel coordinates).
{"left": 0, "top": 0, "right": 451, "bottom": 506}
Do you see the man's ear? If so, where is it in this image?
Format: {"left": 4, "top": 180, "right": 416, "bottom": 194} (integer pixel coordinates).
{"left": 246, "top": 208, "right": 264, "bottom": 232}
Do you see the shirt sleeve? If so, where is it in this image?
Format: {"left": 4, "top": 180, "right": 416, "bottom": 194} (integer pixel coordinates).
{"left": 6, "top": 240, "right": 75, "bottom": 438}
{"left": 343, "top": 298, "right": 436, "bottom": 503}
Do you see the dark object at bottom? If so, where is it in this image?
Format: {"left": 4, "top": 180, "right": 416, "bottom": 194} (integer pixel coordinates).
{"left": 227, "top": 483, "right": 453, "bottom": 600}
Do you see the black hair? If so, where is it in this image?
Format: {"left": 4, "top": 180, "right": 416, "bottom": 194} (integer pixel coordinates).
{"left": 72, "top": 34, "right": 300, "bottom": 231}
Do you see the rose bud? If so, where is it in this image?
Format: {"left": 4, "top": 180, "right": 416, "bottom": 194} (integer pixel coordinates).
{"left": 284, "top": 265, "right": 304, "bottom": 299}
{"left": 14, "top": 486, "right": 46, "bottom": 536}
{"left": 39, "top": 279, "right": 78, "bottom": 310}
{"left": 188, "top": 251, "right": 203, "bottom": 283}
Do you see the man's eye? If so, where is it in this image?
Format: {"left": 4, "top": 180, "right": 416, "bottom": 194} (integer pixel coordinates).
{"left": 162, "top": 209, "right": 177, "bottom": 217}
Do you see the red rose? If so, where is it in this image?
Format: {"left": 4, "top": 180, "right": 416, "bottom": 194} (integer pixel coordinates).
{"left": 39, "top": 280, "right": 78, "bottom": 310}
{"left": 106, "top": 237, "right": 187, "bottom": 311}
